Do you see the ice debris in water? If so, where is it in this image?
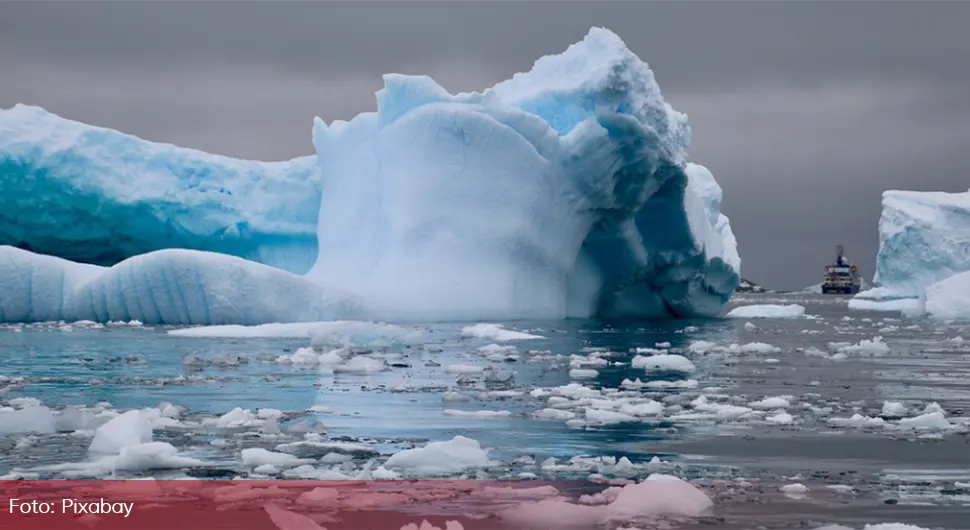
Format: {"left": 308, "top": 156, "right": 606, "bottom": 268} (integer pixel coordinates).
{"left": 725, "top": 304, "right": 806, "bottom": 319}
{"left": 241, "top": 448, "right": 316, "bottom": 469}
{"left": 630, "top": 354, "right": 695, "bottom": 373}
{"left": 460, "top": 324, "right": 544, "bottom": 341}
{"left": 0, "top": 406, "right": 56, "bottom": 435}
{"left": 499, "top": 474, "right": 712, "bottom": 527}
{"left": 89, "top": 410, "right": 153, "bottom": 454}
{"left": 881, "top": 401, "right": 907, "bottom": 418}
{"left": 828, "top": 336, "right": 890, "bottom": 355}
{"left": 383, "top": 436, "right": 494, "bottom": 476}
{"left": 170, "top": 320, "right": 424, "bottom": 350}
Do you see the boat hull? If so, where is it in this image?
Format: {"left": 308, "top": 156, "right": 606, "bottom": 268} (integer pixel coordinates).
{"left": 821, "top": 285, "right": 861, "bottom": 295}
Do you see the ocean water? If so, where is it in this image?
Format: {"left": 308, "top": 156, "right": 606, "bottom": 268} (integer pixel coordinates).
{"left": 2, "top": 292, "right": 970, "bottom": 529}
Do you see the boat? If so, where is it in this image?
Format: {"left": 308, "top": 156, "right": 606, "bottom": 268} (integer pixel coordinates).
{"left": 821, "top": 245, "right": 862, "bottom": 295}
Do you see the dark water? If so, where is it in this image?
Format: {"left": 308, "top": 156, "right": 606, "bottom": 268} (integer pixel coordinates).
{"left": 2, "top": 292, "right": 969, "bottom": 529}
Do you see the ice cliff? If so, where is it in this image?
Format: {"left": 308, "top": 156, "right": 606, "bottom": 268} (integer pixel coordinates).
{"left": 0, "top": 105, "right": 321, "bottom": 274}
{"left": 0, "top": 27, "right": 741, "bottom": 325}
{"left": 852, "top": 189, "right": 970, "bottom": 320}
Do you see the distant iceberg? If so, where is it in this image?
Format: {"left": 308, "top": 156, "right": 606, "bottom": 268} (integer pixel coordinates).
{"left": 0, "top": 105, "right": 321, "bottom": 274}
{"left": 0, "top": 27, "right": 740, "bottom": 325}
{"left": 851, "top": 189, "right": 970, "bottom": 318}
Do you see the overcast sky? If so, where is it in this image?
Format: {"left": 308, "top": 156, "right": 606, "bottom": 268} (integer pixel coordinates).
{"left": 2, "top": 1, "right": 968, "bottom": 290}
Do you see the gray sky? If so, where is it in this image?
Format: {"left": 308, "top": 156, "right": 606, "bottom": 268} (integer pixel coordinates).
{"left": 2, "top": 1, "right": 969, "bottom": 290}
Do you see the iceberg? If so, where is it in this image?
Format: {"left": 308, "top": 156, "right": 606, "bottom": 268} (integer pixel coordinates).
{"left": 865, "top": 190, "right": 970, "bottom": 299}
{"left": 0, "top": 27, "right": 740, "bottom": 325}
{"left": 0, "top": 104, "right": 321, "bottom": 274}
{"left": 308, "top": 28, "right": 740, "bottom": 321}
{"left": 0, "top": 246, "right": 363, "bottom": 325}
{"left": 852, "top": 189, "right": 970, "bottom": 314}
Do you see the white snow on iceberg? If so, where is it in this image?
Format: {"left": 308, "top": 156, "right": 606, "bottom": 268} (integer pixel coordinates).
{"left": 0, "top": 104, "right": 321, "bottom": 274}
{"left": 0, "top": 27, "right": 740, "bottom": 325}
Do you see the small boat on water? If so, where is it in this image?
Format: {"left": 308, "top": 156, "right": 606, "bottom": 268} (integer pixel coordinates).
{"left": 821, "top": 245, "right": 862, "bottom": 295}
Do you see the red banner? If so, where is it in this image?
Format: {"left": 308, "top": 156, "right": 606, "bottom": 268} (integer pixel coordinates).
{"left": 0, "top": 480, "right": 586, "bottom": 530}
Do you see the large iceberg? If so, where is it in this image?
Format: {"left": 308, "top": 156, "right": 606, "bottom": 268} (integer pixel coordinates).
{"left": 0, "top": 105, "right": 321, "bottom": 274}
{"left": 0, "top": 27, "right": 740, "bottom": 325}
{"left": 851, "top": 189, "right": 970, "bottom": 319}
{"left": 856, "top": 190, "right": 970, "bottom": 301}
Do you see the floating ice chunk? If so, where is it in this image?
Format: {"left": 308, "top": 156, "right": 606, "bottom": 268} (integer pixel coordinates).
{"left": 780, "top": 483, "right": 809, "bottom": 498}
{"left": 445, "top": 364, "right": 486, "bottom": 374}
{"left": 460, "top": 324, "right": 544, "bottom": 341}
{"left": 738, "top": 342, "right": 781, "bottom": 354}
{"left": 831, "top": 336, "right": 890, "bottom": 355}
{"left": 55, "top": 406, "right": 97, "bottom": 432}
{"left": 209, "top": 407, "right": 261, "bottom": 429}
{"left": 534, "top": 408, "right": 578, "bottom": 421}
{"left": 275, "top": 440, "right": 379, "bottom": 458}
{"left": 500, "top": 474, "right": 711, "bottom": 527}
{"left": 687, "top": 340, "right": 718, "bottom": 353}
{"left": 622, "top": 378, "right": 699, "bottom": 390}
{"left": 36, "top": 442, "right": 203, "bottom": 475}
{"left": 897, "top": 411, "right": 952, "bottom": 431}
{"left": 608, "top": 474, "right": 713, "bottom": 518}
{"left": 0, "top": 406, "right": 56, "bottom": 434}
{"left": 89, "top": 410, "right": 152, "bottom": 454}
{"left": 585, "top": 409, "right": 638, "bottom": 425}
{"left": 749, "top": 397, "right": 791, "bottom": 410}
{"left": 383, "top": 436, "right": 493, "bottom": 475}
{"left": 309, "top": 321, "right": 424, "bottom": 349}
{"left": 569, "top": 369, "right": 599, "bottom": 379}
{"left": 443, "top": 409, "right": 512, "bottom": 419}
{"left": 617, "top": 400, "right": 664, "bottom": 417}
{"left": 689, "top": 396, "right": 753, "bottom": 421}
{"left": 766, "top": 412, "right": 794, "bottom": 424}
{"left": 481, "top": 344, "right": 518, "bottom": 356}
{"left": 828, "top": 414, "right": 886, "bottom": 428}
{"left": 631, "top": 354, "right": 696, "bottom": 373}
{"left": 332, "top": 355, "right": 389, "bottom": 374}
{"left": 109, "top": 442, "right": 204, "bottom": 471}
{"left": 881, "top": 401, "right": 907, "bottom": 418}
{"left": 847, "top": 297, "right": 921, "bottom": 313}
{"left": 725, "top": 304, "right": 806, "bottom": 319}
{"left": 241, "top": 448, "right": 316, "bottom": 468}
{"left": 276, "top": 347, "right": 333, "bottom": 366}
